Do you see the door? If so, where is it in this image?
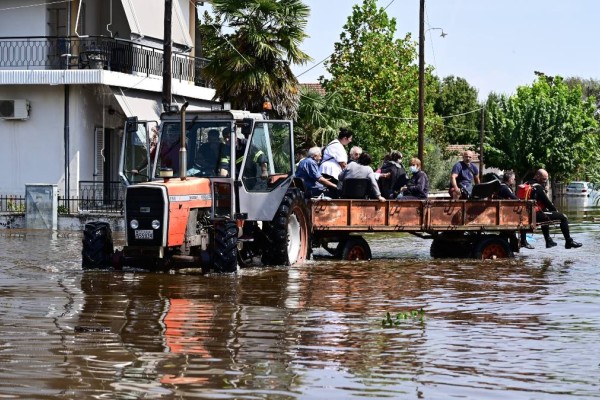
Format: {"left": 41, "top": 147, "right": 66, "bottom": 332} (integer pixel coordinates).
{"left": 119, "top": 119, "right": 158, "bottom": 186}
{"left": 236, "top": 120, "right": 294, "bottom": 221}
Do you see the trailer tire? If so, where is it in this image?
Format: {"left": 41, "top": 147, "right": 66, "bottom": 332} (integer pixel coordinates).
{"left": 262, "top": 188, "right": 311, "bottom": 266}
{"left": 472, "top": 235, "right": 513, "bottom": 260}
{"left": 82, "top": 222, "right": 114, "bottom": 269}
{"left": 214, "top": 221, "right": 238, "bottom": 273}
{"left": 339, "top": 236, "right": 372, "bottom": 261}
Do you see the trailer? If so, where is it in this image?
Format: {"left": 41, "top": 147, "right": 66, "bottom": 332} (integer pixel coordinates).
{"left": 309, "top": 198, "right": 535, "bottom": 260}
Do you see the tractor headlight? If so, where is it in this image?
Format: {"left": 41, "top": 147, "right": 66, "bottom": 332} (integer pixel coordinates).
{"left": 130, "top": 219, "right": 139, "bottom": 229}
{"left": 151, "top": 220, "right": 161, "bottom": 230}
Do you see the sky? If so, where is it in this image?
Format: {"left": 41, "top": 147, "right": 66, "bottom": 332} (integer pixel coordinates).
{"left": 290, "top": 0, "right": 600, "bottom": 101}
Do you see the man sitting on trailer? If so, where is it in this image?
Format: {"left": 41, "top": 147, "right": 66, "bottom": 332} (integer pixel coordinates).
{"left": 497, "top": 170, "right": 534, "bottom": 249}
{"left": 296, "top": 147, "right": 339, "bottom": 198}
{"left": 449, "top": 150, "right": 480, "bottom": 199}
{"left": 522, "top": 169, "right": 582, "bottom": 249}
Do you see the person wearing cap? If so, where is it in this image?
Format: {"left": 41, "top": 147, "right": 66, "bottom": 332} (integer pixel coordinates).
{"left": 377, "top": 150, "right": 408, "bottom": 199}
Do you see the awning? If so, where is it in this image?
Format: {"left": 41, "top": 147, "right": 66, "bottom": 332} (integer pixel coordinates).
{"left": 120, "top": 0, "right": 193, "bottom": 47}
{"left": 112, "top": 87, "right": 162, "bottom": 122}
{"left": 112, "top": 87, "right": 217, "bottom": 122}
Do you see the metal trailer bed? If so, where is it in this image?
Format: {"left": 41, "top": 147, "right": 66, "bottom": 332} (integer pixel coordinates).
{"left": 309, "top": 198, "right": 536, "bottom": 260}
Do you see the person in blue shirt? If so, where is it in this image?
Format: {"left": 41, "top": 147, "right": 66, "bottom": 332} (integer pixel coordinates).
{"left": 449, "top": 150, "right": 480, "bottom": 199}
{"left": 295, "top": 146, "right": 338, "bottom": 198}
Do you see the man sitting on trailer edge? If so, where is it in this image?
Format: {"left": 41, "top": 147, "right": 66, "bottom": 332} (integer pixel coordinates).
{"left": 295, "top": 147, "right": 339, "bottom": 198}
{"left": 520, "top": 169, "right": 582, "bottom": 249}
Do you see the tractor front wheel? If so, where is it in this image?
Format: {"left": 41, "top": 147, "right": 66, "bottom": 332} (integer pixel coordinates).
{"left": 82, "top": 222, "right": 114, "bottom": 269}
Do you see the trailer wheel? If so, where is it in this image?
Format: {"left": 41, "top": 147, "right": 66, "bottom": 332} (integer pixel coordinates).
{"left": 472, "top": 235, "right": 513, "bottom": 260}
{"left": 340, "top": 236, "right": 372, "bottom": 261}
{"left": 82, "top": 222, "right": 114, "bottom": 269}
{"left": 262, "top": 188, "right": 311, "bottom": 266}
{"left": 214, "top": 221, "right": 238, "bottom": 273}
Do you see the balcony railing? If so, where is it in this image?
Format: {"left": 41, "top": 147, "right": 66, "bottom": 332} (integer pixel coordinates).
{"left": 0, "top": 181, "right": 125, "bottom": 215}
{"left": 0, "top": 35, "right": 211, "bottom": 87}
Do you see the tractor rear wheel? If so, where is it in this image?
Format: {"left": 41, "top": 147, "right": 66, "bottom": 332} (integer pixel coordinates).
{"left": 262, "top": 188, "right": 311, "bottom": 266}
{"left": 82, "top": 222, "right": 114, "bottom": 269}
{"left": 214, "top": 221, "right": 238, "bottom": 273}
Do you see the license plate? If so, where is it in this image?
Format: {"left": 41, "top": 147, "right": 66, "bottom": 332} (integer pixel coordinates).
{"left": 134, "top": 229, "right": 153, "bottom": 240}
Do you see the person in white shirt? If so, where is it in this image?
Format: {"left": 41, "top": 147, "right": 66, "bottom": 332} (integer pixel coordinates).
{"left": 319, "top": 128, "right": 353, "bottom": 182}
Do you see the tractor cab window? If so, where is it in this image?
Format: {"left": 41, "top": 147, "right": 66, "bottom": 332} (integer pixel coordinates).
{"left": 156, "top": 121, "right": 233, "bottom": 178}
{"left": 121, "top": 121, "right": 158, "bottom": 185}
{"left": 241, "top": 121, "right": 292, "bottom": 192}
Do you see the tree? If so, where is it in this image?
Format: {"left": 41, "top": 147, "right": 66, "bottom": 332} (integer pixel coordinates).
{"left": 321, "top": 0, "right": 438, "bottom": 162}
{"left": 295, "top": 87, "right": 348, "bottom": 150}
{"left": 484, "top": 75, "right": 598, "bottom": 183}
{"left": 433, "top": 76, "right": 480, "bottom": 145}
{"left": 199, "top": 0, "right": 311, "bottom": 119}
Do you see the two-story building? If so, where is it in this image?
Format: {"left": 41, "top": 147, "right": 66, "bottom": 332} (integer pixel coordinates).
{"left": 0, "top": 0, "right": 216, "bottom": 208}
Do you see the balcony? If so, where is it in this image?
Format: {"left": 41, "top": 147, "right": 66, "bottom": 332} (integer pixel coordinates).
{"left": 0, "top": 36, "right": 211, "bottom": 87}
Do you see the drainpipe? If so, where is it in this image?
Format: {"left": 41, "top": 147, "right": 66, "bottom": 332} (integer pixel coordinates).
{"left": 64, "top": 1, "right": 72, "bottom": 200}
{"left": 64, "top": 86, "right": 70, "bottom": 199}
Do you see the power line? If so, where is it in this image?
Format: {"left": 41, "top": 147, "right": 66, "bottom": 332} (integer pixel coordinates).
{"left": 0, "top": 0, "right": 72, "bottom": 12}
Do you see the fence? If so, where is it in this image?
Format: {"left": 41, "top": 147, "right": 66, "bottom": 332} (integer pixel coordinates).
{"left": 0, "top": 35, "right": 211, "bottom": 87}
{"left": 0, "top": 181, "right": 124, "bottom": 215}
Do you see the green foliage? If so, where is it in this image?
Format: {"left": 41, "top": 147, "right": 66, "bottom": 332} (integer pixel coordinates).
{"left": 424, "top": 139, "right": 456, "bottom": 190}
{"left": 382, "top": 308, "right": 425, "bottom": 328}
{"left": 433, "top": 76, "right": 481, "bottom": 145}
{"left": 58, "top": 205, "right": 70, "bottom": 215}
{"left": 321, "top": 0, "right": 437, "bottom": 162}
{"left": 199, "top": 0, "right": 312, "bottom": 119}
{"left": 484, "top": 75, "right": 599, "bottom": 183}
{"left": 295, "top": 87, "right": 349, "bottom": 150}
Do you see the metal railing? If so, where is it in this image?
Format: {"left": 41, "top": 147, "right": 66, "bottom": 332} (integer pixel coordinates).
{"left": 0, "top": 195, "right": 26, "bottom": 213}
{"left": 0, "top": 35, "right": 211, "bottom": 87}
{"left": 0, "top": 181, "right": 125, "bottom": 214}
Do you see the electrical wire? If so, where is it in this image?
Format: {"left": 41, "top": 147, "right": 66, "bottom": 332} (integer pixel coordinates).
{"left": 0, "top": 0, "right": 72, "bottom": 12}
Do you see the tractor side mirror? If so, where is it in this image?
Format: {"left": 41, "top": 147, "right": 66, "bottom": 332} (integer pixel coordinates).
{"left": 125, "top": 116, "right": 139, "bottom": 133}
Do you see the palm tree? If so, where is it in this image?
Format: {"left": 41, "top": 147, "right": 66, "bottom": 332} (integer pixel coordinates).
{"left": 200, "top": 0, "right": 311, "bottom": 119}
{"left": 296, "top": 87, "right": 347, "bottom": 149}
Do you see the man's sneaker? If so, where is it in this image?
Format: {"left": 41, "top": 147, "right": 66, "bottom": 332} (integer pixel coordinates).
{"left": 545, "top": 239, "right": 557, "bottom": 248}
{"left": 521, "top": 241, "right": 535, "bottom": 250}
{"left": 565, "top": 239, "right": 582, "bottom": 249}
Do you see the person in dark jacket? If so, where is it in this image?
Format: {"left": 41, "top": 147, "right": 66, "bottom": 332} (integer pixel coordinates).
{"left": 378, "top": 150, "right": 408, "bottom": 199}
{"left": 527, "top": 169, "right": 582, "bottom": 249}
{"left": 498, "top": 170, "right": 533, "bottom": 249}
{"left": 397, "top": 157, "right": 428, "bottom": 199}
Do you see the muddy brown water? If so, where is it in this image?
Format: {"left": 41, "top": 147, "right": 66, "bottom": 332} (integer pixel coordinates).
{"left": 0, "top": 199, "right": 599, "bottom": 399}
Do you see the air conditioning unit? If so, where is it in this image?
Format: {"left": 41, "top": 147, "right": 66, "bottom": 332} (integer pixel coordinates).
{"left": 0, "top": 99, "right": 30, "bottom": 120}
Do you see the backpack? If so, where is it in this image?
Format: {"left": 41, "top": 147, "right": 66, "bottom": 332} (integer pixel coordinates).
{"left": 319, "top": 139, "right": 338, "bottom": 166}
{"left": 516, "top": 183, "right": 533, "bottom": 200}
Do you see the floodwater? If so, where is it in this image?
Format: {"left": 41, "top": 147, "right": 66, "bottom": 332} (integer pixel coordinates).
{"left": 0, "top": 197, "right": 599, "bottom": 399}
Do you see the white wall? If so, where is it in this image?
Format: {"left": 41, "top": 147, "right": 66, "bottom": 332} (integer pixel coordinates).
{"left": 0, "top": 86, "right": 64, "bottom": 195}
{"left": 0, "top": 0, "right": 47, "bottom": 36}
{"left": 0, "top": 84, "right": 125, "bottom": 197}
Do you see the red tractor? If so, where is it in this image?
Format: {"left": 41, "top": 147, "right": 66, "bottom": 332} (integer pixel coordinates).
{"left": 82, "top": 104, "right": 310, "bottom": 272}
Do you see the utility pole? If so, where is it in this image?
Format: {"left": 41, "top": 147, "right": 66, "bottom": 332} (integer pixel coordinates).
{"left": 418, "top": 0, "right": 425, "bottom": 168}
{"left": 163, "top": 0, "right": 173, "bottom": 108}
{"left": 479, "top": 104, "right": 485, "bottom": 181}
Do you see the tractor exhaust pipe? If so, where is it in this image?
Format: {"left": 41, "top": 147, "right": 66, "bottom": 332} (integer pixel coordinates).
{"left": 179, "top": 101, "right": 189, "bottom": 180}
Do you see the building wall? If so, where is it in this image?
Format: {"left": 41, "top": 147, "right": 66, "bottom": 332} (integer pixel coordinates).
{"left": 0, "top": 85, "right": 65, "bottom": 195}
{"left": 0, "top": 0, "right": 47, "bottom": 37}
{"left": 0, "top": 84, "right": 125, "bottom": 197}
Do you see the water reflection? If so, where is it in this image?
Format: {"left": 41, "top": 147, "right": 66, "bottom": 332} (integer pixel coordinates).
{"left": 0, "top": 201, "right": 598, "bottom": 398}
